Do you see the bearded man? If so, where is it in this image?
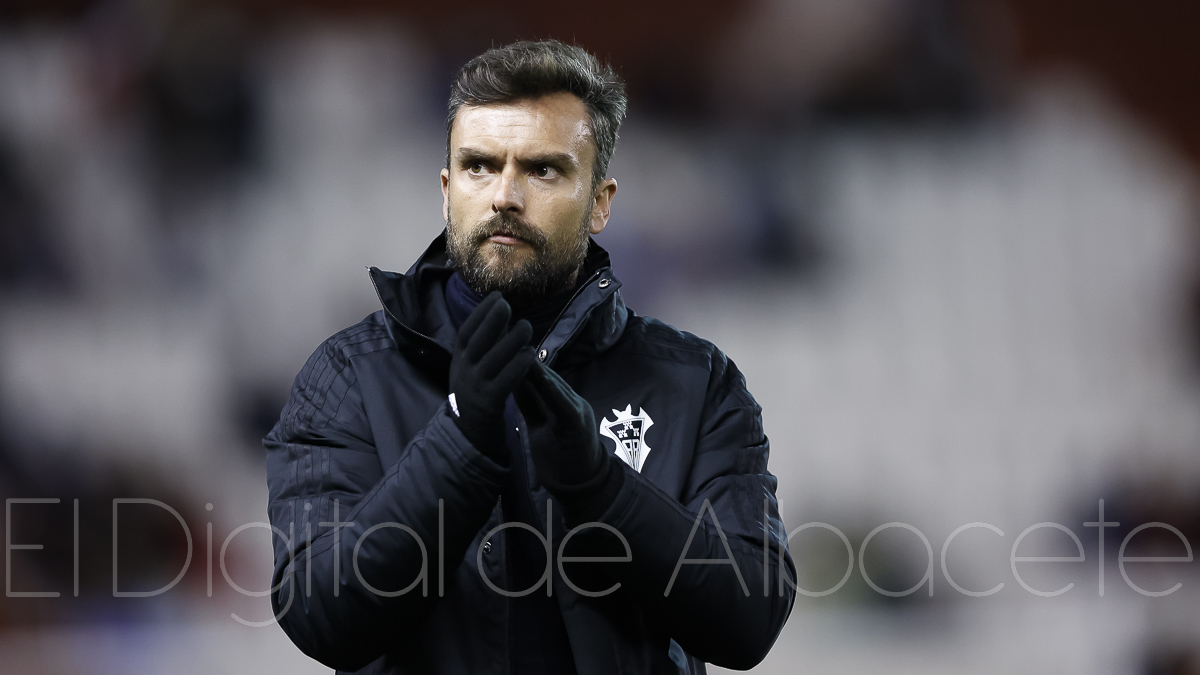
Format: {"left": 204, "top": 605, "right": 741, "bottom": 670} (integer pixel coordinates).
{"left": 264, "top": 39, "right": 796, "bottom": 675}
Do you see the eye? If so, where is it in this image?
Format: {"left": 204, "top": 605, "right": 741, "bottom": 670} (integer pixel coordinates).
{"left": 467, "top": 162, "right": 486, "bottom": 175}
{"left": 533, "top": 164, "right": 557, "bottom": 178}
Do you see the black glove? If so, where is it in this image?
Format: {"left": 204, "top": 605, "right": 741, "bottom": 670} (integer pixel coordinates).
{"left": 513, "top": 361, "right": 613, "bottom": 497}
{"left": 448, "top": 292, "right": 535, "bottom": 462}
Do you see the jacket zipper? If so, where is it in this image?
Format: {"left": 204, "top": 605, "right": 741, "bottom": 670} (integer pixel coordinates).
{"left": 534, "top": 267, "right": 608, "bottom": 354}
{"left": 498, "top": 491, "right": 509, "bottom": 675}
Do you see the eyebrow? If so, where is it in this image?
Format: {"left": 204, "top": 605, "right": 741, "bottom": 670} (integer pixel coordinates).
{"left": 455, "top": 147, "right": 578, "bottom": 169}
{"left": 454, "top": 148, "right": 494, "bottom": 165}
{"left": 523, "top": 152, "right": 577, "bottom": 168}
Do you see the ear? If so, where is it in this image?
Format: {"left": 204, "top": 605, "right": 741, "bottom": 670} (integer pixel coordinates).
{"left": 440, "top": 169, "right": 451, "bottom": 222}
{"left": 588, "top": 178, "right": 618, "bottom": 235}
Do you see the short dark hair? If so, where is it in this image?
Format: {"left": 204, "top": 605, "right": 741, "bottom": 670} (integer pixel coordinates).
{"left": 446, "top": 40, "right": 628, "bottom": 189}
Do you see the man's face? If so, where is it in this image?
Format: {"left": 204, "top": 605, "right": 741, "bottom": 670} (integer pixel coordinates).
{"left": 441, "top": 92, "right": 617, "bottom": 306}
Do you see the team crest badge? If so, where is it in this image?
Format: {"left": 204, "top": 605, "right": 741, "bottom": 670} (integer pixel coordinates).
{"left": 599, "top": 405, "right": 654, "bottom": 473}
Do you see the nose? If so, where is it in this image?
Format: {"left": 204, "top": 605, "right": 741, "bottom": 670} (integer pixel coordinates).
{"left": 491, "top": 165, "right": 524, "bottom": 214}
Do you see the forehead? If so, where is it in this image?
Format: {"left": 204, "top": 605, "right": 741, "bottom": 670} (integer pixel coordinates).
{"left": 451, "top": 92, "right": 593, "bottom": 159}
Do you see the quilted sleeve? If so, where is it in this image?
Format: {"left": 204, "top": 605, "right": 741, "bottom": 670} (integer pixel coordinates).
{"left": 263, "top": 326, "right": 507, "bottom": 671}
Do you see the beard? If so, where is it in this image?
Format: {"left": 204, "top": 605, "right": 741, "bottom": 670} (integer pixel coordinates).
{"left": 445, "top": 206, "right": 591, "bottom": 307}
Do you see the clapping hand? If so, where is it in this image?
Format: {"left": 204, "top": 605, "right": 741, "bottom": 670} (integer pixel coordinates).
{"left": 514, "top": 360, "right": 610, "bottom": 495}
{"left": 448, "top": 292, "right": 535, "bottom": 462}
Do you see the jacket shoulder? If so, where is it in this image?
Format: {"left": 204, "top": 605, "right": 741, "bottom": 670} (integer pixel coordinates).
{"left": 623, "top": 313, "right": 758, "bottom": 414}
{"left": 304, "top": 307, "right": 393, "bottom": 365}
{"left": 621, "top": 313, "right": 723, "bottom": 369}
{"left": 294, "top": 312, "right": 394, "bottom": 385}
{"left": 268, "top": 312, "right": 393, "bottom": 442}
{"left": 323, "top": 311, "right": 394, "bottom": 360}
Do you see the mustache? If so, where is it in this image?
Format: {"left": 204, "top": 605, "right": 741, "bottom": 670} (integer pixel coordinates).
{"left": 470, "top": 212, "right": 548, "bottom": 249}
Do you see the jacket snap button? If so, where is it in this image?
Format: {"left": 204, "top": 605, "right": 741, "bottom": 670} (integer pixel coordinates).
{"left": 538, "top": 349, "right": 548, "bottom": 361}
{"left": 598, "top": 279, "right": 611, "bottom": 289}
{"left": 482, "top": 541, "right": 492, "bottom": 554}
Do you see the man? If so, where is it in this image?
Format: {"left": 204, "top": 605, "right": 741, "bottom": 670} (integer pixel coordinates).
{"left": 264, "top": 40, "right": 795, "bottom": 675}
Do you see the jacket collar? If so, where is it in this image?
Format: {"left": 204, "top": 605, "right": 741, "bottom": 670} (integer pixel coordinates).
{"left": 369, "top": 230, "right": 628, "bottom": 364}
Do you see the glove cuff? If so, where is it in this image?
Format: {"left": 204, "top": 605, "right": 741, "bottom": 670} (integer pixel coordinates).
{"left": 451, "top": 413, "right": 509, "bottom": 467}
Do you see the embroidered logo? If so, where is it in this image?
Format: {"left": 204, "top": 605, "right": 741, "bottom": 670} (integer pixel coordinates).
{"left": 599, "top": 405, "right": 654, "bottom": 473}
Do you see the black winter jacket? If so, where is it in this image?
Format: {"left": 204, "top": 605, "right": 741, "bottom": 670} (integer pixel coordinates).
{"left": 264, "top": 233, "right": 796, "bottom": 674}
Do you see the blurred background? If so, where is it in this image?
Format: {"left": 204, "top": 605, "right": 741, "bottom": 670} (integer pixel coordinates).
{"left": 1, "top": 0, "right": 1199, "bottom": 673}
